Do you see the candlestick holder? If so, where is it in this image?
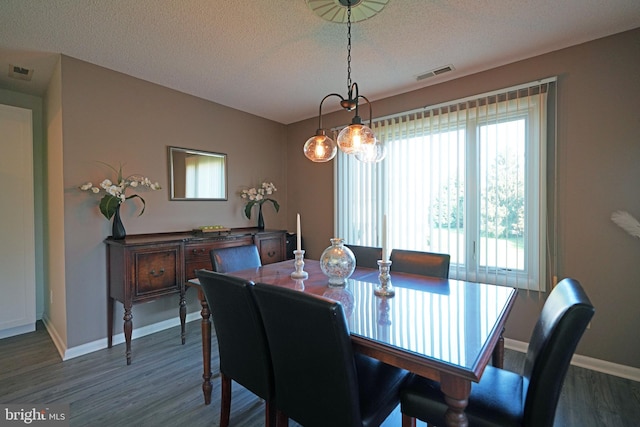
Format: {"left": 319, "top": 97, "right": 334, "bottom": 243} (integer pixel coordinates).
{"left": 291, "top": 249, "right": 309, "bottom": 279}
{"left": 374, "top": 260, "right": 395, "bottom": 297}
{"left": 292, "top": 279, "right": 305, "bottom": 291}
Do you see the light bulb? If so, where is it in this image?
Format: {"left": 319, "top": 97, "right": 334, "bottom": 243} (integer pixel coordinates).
{"left": 304, "top": 131, "right": 337, "bottom": 162}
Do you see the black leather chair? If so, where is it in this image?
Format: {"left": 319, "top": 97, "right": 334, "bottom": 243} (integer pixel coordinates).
{"left": 400, "top": 278, "right": 595, "bottom": 427}
{"left": 251, "top": 283, "right": 411, "bottom": 427}
{"left": 210, "top": 244, "right": 262, "bottom": 273}
{"left": 346, "top": 244, "right": 383, "bottom": 269}
{"left": 390, "top": 249, "right": 450, "bottom": 278}
{"left": 195, "top": 270, "right": 278, "bottom": 427}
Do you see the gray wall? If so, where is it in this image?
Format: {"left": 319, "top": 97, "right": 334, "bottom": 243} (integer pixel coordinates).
{"left": 57, "top": 56, "right": 288, "bottom": 348}
{"left": 286, "top": 28, "right": 640, "bottom": 368}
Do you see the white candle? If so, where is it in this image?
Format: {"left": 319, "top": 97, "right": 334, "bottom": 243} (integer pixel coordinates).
{"left": 382, "top": 214, "right": 388, "bottom": 261}
{"left": 296, "top": 213, "right": 301, "bottom": 251}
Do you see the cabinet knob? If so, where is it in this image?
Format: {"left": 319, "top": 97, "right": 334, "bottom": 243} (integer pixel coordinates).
{"left": 150, "top": 268, "right": 165, "bottom": 277}
{"left": 268, "top": 251, "right": 276, "bottom": 258}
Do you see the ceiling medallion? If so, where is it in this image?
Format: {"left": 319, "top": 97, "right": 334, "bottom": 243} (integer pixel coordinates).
{"left": 306, "top": 0, "right": 389, "bottom": 23}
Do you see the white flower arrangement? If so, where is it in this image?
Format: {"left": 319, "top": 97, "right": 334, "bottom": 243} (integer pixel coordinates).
{"left": 79, "top": 162, "right": 161, "bottom": 220}
{"left": 240, "top": 181, "right": 279, "bottom": 219}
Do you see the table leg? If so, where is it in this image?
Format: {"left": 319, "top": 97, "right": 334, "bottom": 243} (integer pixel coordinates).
{"left": 123, "top": 305, "right": 133, "bottom": 365}
{"left": 439, "top": 374, "right": 471, "bottom": 427}
{"left": 179, "top": 286, "right": 187, "bottom": 345}
{"left": 492, "top": 328, "right": 505, "bottom": 369}
{"left": 197, "top": 288, "right": 213, "bottom": 405}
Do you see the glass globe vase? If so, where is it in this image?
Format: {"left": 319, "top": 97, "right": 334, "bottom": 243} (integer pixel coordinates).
{"left": 320, "top": 238, "right": 356, "bottom": 286}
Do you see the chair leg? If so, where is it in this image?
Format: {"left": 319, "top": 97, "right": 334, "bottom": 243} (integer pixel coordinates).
{"left": 275, "top": 409, "right": 288, "bottom": 427}
{"left": 265, "top": 400, "right": 279, "bottom": 427}
{"left": 401, "top": 413, "right": 417, "bottom": 427}
{"left": 220, "top": 374, "right": 232, "bottom": 427}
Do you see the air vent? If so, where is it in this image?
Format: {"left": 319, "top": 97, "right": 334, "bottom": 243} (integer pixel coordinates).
{"left": 416, "top": 64, "right": 455, "bottom": 81}
{"left": 8, "top": 64, "right": 34, "bottom": 81}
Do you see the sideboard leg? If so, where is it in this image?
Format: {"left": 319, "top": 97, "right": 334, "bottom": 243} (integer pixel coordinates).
{"left": 107, "top": 297, "right": 114, "bottom": 348}
{"left": 124, "top": 306, "right": 133, "bottom": 365}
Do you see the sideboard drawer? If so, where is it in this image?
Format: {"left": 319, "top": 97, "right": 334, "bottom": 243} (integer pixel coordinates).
{"left": 254, "top": 232, "right": 286, "bottom": 265}
{"left": 134, "top": 249, "right": 180, "bottom": 298}
{"left": 185, "top": 259, "right": 212, "bottom": 280}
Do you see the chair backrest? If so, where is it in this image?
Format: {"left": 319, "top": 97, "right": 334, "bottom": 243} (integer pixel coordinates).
{"left": 210, "top": 244, "right": 262, "bottom": 273}
{"left": 195, "top": 270, "right": 273, "bottom": 401}
{"left": 346, "top": 244, "right": 382, "bottom": 269}
{"left": 251, "top": 283, "right": 363, "bottom": 427}
{"left": 389, "top": 249, "right": 450, "bottom": 278}
{"left": 522, "top": 278, "right": 595, "bottom": 427}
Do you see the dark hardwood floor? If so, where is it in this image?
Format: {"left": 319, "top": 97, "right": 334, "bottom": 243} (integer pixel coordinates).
{"left": 1, "top": 321, "right": 638, "bottom": 426}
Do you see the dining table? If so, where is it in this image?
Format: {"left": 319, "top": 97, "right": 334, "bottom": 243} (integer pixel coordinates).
{"left": 187, "top": 259, "right": 517, "bottom": 427}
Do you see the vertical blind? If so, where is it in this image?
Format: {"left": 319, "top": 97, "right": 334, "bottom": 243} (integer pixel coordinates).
{"left": 336, "top": 78, "right": 557, "bottom": 291}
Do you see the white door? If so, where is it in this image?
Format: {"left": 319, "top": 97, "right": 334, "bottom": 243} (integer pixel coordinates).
{"left": 0, "top": 103, "right": 36, "bottom": 338}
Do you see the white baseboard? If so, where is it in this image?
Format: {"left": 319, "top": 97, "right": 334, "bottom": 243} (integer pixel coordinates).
{"left": 504, "top": 338, "right": 529, "bottom": 353}
{"left": 0, "top": 323, "right": 36, "bottom": 340}
{"left": 43, "top": 311, "right": 202, "bottom": 361}
{"left": 41, "top": 314, "right": 66, "bottom": 359}
{"left": 505, "top": 338, "right": 640, "bottom": 382}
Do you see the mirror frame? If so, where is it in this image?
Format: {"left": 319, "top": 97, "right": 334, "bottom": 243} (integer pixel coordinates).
{"left": 168, "top": 146, "right": 228, "bottom": 201}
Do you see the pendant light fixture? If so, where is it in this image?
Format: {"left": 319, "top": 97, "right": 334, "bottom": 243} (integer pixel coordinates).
{"left": 304, "top": 0, "right": 387, "bottom": 163}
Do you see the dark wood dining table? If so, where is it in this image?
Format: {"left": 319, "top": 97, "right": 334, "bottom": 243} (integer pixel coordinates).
{"left": 187, "top": 259, "right": 517, "bottom": 427}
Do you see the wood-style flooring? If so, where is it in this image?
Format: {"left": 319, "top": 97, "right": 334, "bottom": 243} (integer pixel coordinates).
{"left": 1, "top": 321, "right": 638, "bottom": 426}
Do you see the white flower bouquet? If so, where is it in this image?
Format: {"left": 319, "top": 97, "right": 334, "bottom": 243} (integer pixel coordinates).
{"left": 79, "top": 162, "right": 161, "bottom": 220}
{"left": 240, "top": 181, "right": 279, "bottom": 219}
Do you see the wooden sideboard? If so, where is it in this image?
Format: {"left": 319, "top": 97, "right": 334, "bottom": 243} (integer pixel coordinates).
{"left": 105, "top": 228, "right": 286, "bottom": 364}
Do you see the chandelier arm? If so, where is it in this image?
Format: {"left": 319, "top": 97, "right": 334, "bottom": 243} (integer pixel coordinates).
{"left": 357, "top": 94, "right": 373, "bottom": 126}
{"left": 318, "top": 93, "right": 346, "bottom": 129}
{"left": 349, "top": 82, "right": 360, "bottom": 116}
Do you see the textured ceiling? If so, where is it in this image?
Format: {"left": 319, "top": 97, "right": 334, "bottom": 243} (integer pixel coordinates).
{"left": 1, "top": 0, "right": 639, "bottom": 124}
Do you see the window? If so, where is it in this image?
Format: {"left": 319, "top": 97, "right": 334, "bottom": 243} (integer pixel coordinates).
{"left": 336, "top": 79, "right": 556, "bottom": 291}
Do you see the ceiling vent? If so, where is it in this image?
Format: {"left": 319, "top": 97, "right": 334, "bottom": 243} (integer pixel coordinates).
{"left": 416, "top": 64, "right": 455, "bottom": 81}
{"left": 8, "top": 64, "right": 34, "bottom": 81}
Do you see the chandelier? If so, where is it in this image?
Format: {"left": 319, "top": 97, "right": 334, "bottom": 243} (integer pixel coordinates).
{"left": 303, "top": 0, "right": 387, "bottom": 163}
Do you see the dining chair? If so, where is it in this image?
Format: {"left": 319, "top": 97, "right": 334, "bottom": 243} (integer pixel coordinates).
{"left": 389, "top": 249, "right": 450, "bottom": 278}
{"left": 400, "top": 277, "right": 595, "bottom": 427}
{"left": 210, "top": 244, "right": 262, "bottom": 273}
{"left": 251, "top": 282, "right": 411, "bottom": 427}
{"left": 195, "top": 270, "right": 279, "bottom": 427}
{"left": 346, "top": 244, "right": 383, "bottom": 269}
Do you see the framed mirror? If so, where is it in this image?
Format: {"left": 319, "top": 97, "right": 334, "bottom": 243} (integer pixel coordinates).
{"left": 168, "top": 146, "right": 228, "bottom": 200}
